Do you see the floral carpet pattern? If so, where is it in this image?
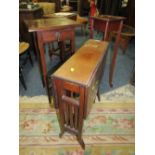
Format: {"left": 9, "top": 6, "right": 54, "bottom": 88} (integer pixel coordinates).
{"left": 19, "top": 99, "right": 135, "bottom": 155}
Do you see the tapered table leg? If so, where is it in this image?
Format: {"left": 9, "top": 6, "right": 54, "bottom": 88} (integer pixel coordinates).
{"left": 109, "top": 21, "right": 124, "bottom": 87}
{"left": 77, "top": 136, "right": 85, "bottom": 149}
{"left": 33, "top": 32, "right": 45, "bottom": 87}
{"left": 97, "top": 89, "right": 100, "bottom": 101}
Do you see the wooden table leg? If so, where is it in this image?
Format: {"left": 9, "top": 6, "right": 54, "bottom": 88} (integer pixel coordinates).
{"left": 53, "top": 79, "right": 65, "bottom": 136}
{"left": 30, "top": 33, "right": 37, "bottom": 59}
{"left": 33, "top": 32, "right": 45, "bottom": 87}
{"left": 58, "top": 105, "right": 65, "bottom": 138}
{"left": 54, "top": 79, "right": 86, "bottom": 149}
{"left": 89, "top": 18, "right": 94, "bottom": 39}
{"left": 77, "top": 87, "right": 85, "bottom": 149}
{"left": 121, "top": 36, "right": 131, "bottom": 54}
{"left": 76, "top": 136, "right": 85, "bottom": 149}
{"left": 109, "top": 21, "right": 124, "bottom": 87}
{"left": 37, "top": 32, "right": 47, "bottom": 87}
{"left": 33, "top": 32, "right": 39, "bottom": 60}
{"left": 71, "top": 29, "right": 75, "bottom": 54}
{"left": 103, "top": 21, "right": 110, "bottom": 41}
{"left": 97, "top": 89, "right": 100, "bottom": 101}
{"left": 59, "top": 29, "right": 75, "bottom": 62}
{"left": 58, "top": 41, "right": 65, "bottom": 62}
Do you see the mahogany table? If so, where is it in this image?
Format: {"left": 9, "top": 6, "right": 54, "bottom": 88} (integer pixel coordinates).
{"left": 52, "top": 39, "right": 109, "bottom": 149}
{"left": 25, "top": 17, "right": 81, "bottom": 87}
{"left": 90, "top": 15, "right": 126, "bottom": 87}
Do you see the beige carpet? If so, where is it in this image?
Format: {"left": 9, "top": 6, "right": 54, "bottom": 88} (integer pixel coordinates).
{"left": 19, "top": 84, "right": 135, "bottom": 155}
{"left": 20, "top": 84, "right": 135, "bottom": 104}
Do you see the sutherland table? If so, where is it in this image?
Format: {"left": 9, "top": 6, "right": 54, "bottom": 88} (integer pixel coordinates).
{"left": 24, "top": 17, "right": 81, "bottom": 86}
{"left": 52, "top": 39, "right": 109, "bottom": 149}
{"left": 90, "top": 15, "right": 126, "bottom": 87}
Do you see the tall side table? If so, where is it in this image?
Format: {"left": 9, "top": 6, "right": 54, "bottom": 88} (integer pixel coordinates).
{"left": 25, "top": 17, "right": 81, "bottom": 87}
{"left": 90, "top": 15, "right": 126, "bottom": 87}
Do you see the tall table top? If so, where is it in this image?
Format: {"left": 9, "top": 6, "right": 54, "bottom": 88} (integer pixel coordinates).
{"left": 91, "top": 15, "right": 126, "bottom": 22}
{"left": 24, "top": 17, "right": 81, "bottom": 32}
{"left": 52, "top": 39, "right": 109, "bottom": 86}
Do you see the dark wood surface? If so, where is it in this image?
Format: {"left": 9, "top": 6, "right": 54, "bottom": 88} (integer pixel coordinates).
{"left": 90, "top": 15, "right": 125, "bottom": 40}
{"left": 91, "top": 15, "right": 126, "bottom": 22}
{"left": 90, "top": 15, "right": 125, "bottom": 87}
{"left": 53, "top": 40, "right": 109, "bottom": 86}
{"left": 25, "top": 17, "right": 81, "bottom": 86}
{"left": 25, "top": 17, "right": 81, "bottom": 32}
{"left": 52, "top": 39, "right": 109, "bottom": 149}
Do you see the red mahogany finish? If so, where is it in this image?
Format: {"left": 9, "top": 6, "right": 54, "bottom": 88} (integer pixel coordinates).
{"left": 52, "top": 39, "right": 109, "bottom": 149}
{"left": 25, "top": 17, "right": 81, "bottom": 86}
{"left": 90, "top": 15, "right": 126, "bottom": 87}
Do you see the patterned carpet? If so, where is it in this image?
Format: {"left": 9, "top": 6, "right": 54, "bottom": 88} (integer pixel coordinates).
{"left": 19, "top": 86, "right": 135, "bottom": 155}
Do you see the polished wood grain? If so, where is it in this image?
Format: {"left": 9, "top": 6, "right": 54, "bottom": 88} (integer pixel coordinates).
{"left": 53, "top": 39, "right": 109, "bottom": 85}
{"left": 52, "top": 39, "right": 109, "bottom": 149}
{"left": 25, "top": 17, "right": 81, "bottom": 32}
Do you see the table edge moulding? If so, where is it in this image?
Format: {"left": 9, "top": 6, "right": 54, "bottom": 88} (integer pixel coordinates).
{"left": 25, "top": 17, "right": 81, "bottom": 32}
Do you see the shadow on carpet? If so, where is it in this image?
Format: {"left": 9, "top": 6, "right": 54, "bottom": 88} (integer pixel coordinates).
{"left": 19, "top": 98, "right": 135, "bottom": 155}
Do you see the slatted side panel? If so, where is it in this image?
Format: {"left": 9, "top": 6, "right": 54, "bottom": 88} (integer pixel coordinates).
{"left": 61, "top": 81, "right": 84, "bottom": 134}
{"left": 62, "top": 100, "right": 79, "bottom": 130}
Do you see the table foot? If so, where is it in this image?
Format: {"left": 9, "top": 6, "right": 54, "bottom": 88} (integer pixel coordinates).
{"left": 97, "top": 89, "right": 100, "bottom": 101}
{"left": 77, "top": 136, "right": 85, "bottom": 149}
{"left": 59, "top": 131, "right": 64, "bottom": 138}
{"left": 110, "top": 83, "right": 113, "bottom": 88}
